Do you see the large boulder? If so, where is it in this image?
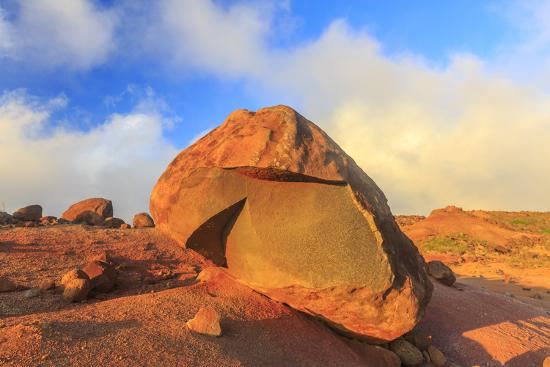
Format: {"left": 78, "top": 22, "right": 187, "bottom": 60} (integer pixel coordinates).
{"left": 61, "top": 198, "right": 113, "bottom": 222}
{"left": 13, "top": 205, "right": 42, "bottom": 221}
{"left": 150, "top": 105, "right": 432, "bottom": 342}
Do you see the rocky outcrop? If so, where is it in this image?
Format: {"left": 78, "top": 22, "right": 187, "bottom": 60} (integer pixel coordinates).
{"left": 61, "top": 198, "right": 113, "bottom": 222}
{"left": 133, "top": 213, "right": 155, "bottom": 228}
{"left": 150, "top": 105, "right": 432, "bottom": 342}
{"left": 13, "top": 205, "right": 42, "bottom": 221}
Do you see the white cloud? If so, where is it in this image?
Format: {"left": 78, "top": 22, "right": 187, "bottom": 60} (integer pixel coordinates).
{"left": 149, "top": 0, "right": 282, "bottom": 76}
{"left": 0, "top": 90, "right": 179, "bottom": 221}
{"left": 149, "top": 1, "right": 550, "bottom": 214}
{"left": 1, "top": 0, "right": 116, "bottom": 70}
{"left": 0, "top": 7, "right": 13, "bottom": 53}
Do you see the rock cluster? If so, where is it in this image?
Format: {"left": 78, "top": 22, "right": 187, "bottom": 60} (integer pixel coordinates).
{"left": 1, "top": 199, "right": 154, "bottom": 230}
{"left": 385, "top": 329, "right": 451, "bottom": 366}
{"left": 150, "top": 105, "right": 432, "bottom": 342}
{"left": 60, "top": 260, "right": 118, "bottom": 302}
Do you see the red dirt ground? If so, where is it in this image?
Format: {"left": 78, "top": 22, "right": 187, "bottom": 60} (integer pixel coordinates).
{"left": 1, "top": 225, "right": 549, "bottom": 366}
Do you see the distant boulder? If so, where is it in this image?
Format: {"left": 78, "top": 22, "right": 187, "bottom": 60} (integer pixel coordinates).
{"left": 133, "top": 213, "right": 155, "bottom": 228}
{"left": 13, "top": 205, "right": 42, "bottom": 221}
{"left": 62, "top": 198, "right": 113, "bottom": 222}
{"left": 0, "top": 212, "right": 13, "bottom": 225}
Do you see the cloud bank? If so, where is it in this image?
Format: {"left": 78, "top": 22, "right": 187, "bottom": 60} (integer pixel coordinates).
{"left": 0, "top": 90, "right": 178, "bottom": 221}
{"left": 1, "top": 0, "right": 116, "bottom": 70}
{"left": 1, "top": 0, "right": 550, "bottom": 215}
{"left": 148, "top": 1, "right": 550, "bottom": 214}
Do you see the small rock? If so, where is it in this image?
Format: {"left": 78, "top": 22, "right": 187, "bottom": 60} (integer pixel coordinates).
{"left": 0, "top": 276, "right": 18, "bottom": 292}
{"left": 522, "top": 287, "right": 532, "bottom": 291}
{"left": 532, "top": 293, "right": 543, "bottom": 300}
{"left": 426, "top": 345, "right": 446, "bottom": 366}
{"left": 38, "top": 280, "right": 56, "bottom": 291}
{"left": 120, "top": 223, "right": 131, "bottom": 229}
{"left": 13, "top": 205, "right": 42, "bottom": 221}
{"left": 132, "top": 212, "right": 155, "bottom": 228}
{"left": 389, "top": 338, "right": 424, "bottom": 366}
{"left": 61, "top": 269, "right": 89, "bottom": 287}
{"left": 81, "top": 261, "right": 117, "bottom": 292}
{"left": 404, "top": 330, "right": 432, "bottom": 350}
{"left": 186, "top": 307, "right": 222, "bottom": 336}
{"left": 104, "top": 217, "right": 126, "bottom": 229}
{"left": 427, "top": 260, "right": 456, "bottom": 286}
{"left": 23, "top": 288, "right": 41, "bottom": 299}
{"left": 63, "top": 278, "right": 91, "bottom": 302}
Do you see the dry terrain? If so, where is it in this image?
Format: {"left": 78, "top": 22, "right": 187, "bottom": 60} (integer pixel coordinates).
{"left": 1, "top": 222, "right": 549, "bottom": 366}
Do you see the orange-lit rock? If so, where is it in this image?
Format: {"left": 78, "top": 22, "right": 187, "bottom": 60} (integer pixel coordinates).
{"left": 150, "top": 105, "right": 432, "bottom": 342}
{"left": 61, "top": 198, "right": 113, "bottom": 222}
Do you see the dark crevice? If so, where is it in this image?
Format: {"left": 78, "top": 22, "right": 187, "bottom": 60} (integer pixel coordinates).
{"left": 223, "top": 166, "right": 347, "bottom": 186}
{"left": 185, "top": 198, "right": 246, "bottom": 266}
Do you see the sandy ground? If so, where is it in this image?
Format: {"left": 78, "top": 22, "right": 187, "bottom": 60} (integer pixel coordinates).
{"left": 1, "top": 225, "right": 549, "bottom": 366}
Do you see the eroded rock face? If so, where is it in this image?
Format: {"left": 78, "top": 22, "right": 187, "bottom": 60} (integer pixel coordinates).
{"left": 61, "top": 198, "right": 113, "bottom": 222}
{"left": 150, "top": 105, "right": 432, "bottom": 342}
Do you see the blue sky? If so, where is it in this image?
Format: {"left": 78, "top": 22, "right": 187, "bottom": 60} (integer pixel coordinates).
{"left": 1, "top": 0, "right": 550, "bottom": 220}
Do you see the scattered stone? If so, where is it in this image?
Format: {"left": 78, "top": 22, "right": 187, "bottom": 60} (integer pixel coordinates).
{"left": 104, "top": 217, "right": 126, "bottom": 229}
{"left": 426, "top": 345, "right": 446, "bottom": 366}
{"left": 150, "top": 105, "right": 433, "bottom": 341}
{"left": 427, "top": 260, "right": 456, "bottom": 286}
{"left": 38, "top": 280, "right": 56, "bottom": 291}
{"left": 23, "top": 288, "right": 40, "bottom": 299}
{"left": 81, "top": 261, "right": 117, "bottom": 293}
{"left": 133, "top": 213, "right": 155, "bottom": 228}
{"left": 13, "top": 205, "right": 42, "bottom": 221}
{"left": 522, "top": 287, "right": 532, "bottom": 291}
{"left": 63, "top": 278, "right": 91, "bottom": 302}
{"left": 186, "top": 307, "right": 222, "bottom": 336}
{"left": 0, "top": 276, "right": 17, "bottom": 292}
{"left": 61, "top": 269, "right": 89, "bottom": 287}
{"left": 120, "top": 223, "right": 131, "bottom": 229}
{"left": 493, "top": 245, "right": 511, "bottom": 254}
{"left": 143, "top": 242, "right": 155, "bottom": 251}
{"left": 389, "top": 338, "right": 424, "bottom": 366}
{"left": 532, "top": 293, "right": 543, "bottom": 300}
{"left": 61, "top": 198, "right": 113, "bottom": 222}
